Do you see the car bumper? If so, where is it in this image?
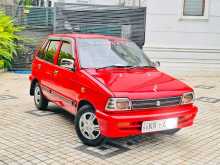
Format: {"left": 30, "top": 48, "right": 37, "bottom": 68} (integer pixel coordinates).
{"left": 96, "top": 104, "right": 198, "bottom": 138}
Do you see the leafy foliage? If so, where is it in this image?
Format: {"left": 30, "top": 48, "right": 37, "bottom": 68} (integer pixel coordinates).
{"left": 44, "top": 49, "right": 56, "bottom": 63}
{"left": 58, "top": 50, "right": 74, "bottom": 66}
{"left": 23, "top": 0, "right": 33, "bottom": 6}
{"left": 0, "top": 60, "right": 4, "bottom": 69}
{"left": 0, "top": 11, "right": 23, "bottom": 68}
{"left": 18, "top": 0, "right": 33, "bottom": 6}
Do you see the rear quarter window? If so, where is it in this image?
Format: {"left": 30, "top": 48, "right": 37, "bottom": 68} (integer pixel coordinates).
{"left": 44, "top": 41, "right": 60, "bottom": 63}
{"left": 38, "top": 40, "right": 60, "bottom": 63}
{"left": 37, "top": 40, "right": 49, "bottom": 59}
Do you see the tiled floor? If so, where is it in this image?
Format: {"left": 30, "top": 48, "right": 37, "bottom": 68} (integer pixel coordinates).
{"left": 0, "top": 69, "right": 220, "bottom": 165}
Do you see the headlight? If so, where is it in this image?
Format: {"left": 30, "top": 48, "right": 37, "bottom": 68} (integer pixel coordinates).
{"left": 181, "top": 92, "right": 194, "bottom": 104}
{"left": 105, "top": 98, "right": 131, "bottom": 111}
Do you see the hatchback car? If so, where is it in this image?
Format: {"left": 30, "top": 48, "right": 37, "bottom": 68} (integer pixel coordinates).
{"left": 29, "top": 33, "right": 198, "bottom": 146}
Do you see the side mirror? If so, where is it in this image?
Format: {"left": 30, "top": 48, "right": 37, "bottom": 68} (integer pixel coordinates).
{"left": 60, "top": 58, "right": 75, "bottom": 71}
{"left": 152, "top": 61, "right": 160, "bottom": 68}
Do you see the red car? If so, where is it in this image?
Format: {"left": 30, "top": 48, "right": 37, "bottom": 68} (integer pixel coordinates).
{"left": 29, "top": 33, "right": 198, "bottom": 146}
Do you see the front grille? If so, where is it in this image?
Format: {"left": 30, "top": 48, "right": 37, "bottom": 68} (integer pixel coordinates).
{"left": 131, "top": 96, "right": 182, "bottom": 109}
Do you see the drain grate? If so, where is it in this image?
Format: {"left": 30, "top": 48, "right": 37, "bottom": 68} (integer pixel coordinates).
{"left": 75, "top": 135, "right": 160, "bottom": 159}
{"left": 0, "top": 95, "right": 17, "bottom": 101}
{"left": 26, "top": 109, "right": 60, "bottom": 117}
{"left": 194, "top": 85, "right": 215, "bottom": 89}
{"left": 197, "top": 97, "right": 220, "bottom": 103}
{"left": 75, "top": 141, "right": 129, "bottom": 159}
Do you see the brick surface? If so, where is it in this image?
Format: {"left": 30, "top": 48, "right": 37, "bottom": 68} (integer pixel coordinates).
{"left": 0, "top": 71, "right": 220, "bottom": 165}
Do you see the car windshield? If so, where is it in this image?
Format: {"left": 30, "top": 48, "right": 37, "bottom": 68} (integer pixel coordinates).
{"left": 77, "top": 38, "right": 152, "bottom": 69}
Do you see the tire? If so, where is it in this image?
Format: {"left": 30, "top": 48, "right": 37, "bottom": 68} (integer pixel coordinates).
{"left": 75, "top": 105, "right": 104, "bottom": 146}
{"left": 162, "top": 128, "right": 181, "bottom": 135}
{"left": 34, "top": 82, "right": 48, "bottom": 110}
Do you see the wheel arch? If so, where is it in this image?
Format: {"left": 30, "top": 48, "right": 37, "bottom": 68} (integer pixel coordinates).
{"left": 77, "top": 100, "right": 95, "bottom": 112}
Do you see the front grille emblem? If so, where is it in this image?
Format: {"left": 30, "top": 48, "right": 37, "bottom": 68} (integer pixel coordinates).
{"left": 156, "top": 100, "right": 161, "bottom": 107}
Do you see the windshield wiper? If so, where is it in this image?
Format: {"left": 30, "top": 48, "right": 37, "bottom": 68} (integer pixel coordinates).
{"left": 96, "top": 65, "right": 154, "bottom": 70}
{"left": 96, "top": 65, "right": 133, "bottom": 70}
{"left": 125, "top": 65, "right": 154, "bottom": 69}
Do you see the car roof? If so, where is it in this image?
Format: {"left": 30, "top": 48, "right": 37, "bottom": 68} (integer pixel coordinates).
{"left": 48, "top": 33, "right": 124, "bottom": 41}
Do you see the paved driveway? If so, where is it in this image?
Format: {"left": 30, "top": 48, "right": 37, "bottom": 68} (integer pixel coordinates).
{"left": 0, "top": 66, "right": 220, "bottom": 165}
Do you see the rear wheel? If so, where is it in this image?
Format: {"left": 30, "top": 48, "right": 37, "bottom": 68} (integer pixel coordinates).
{"left": 34, "top": 83, "right": 48, "bottom": 110}
{"left": 75, "top": 105, "right": 104, "bottom": 146}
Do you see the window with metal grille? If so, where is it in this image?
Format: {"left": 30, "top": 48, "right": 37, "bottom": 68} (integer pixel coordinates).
{"left": 183, "top": 0, "right": 205, "bottom": 16}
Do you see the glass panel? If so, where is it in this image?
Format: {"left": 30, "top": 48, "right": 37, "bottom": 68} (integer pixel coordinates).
{"left": 77, "top": 38, "right": 152, "bottom": 69}
{"left": 38, "top": 40, "right": 48, "bottom": 59}
{"left": 58, "top": 42, "right": 74, "bottom": 66}
{"left": 44, "top": 40, "right": 60, "bottom": 63}
{"left": 183, "top": 0, "right": 205, "bottom": 16}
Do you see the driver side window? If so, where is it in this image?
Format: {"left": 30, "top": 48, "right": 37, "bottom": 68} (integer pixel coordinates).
{"left": 58, "top": 41, "right": 74, "bottom": 66}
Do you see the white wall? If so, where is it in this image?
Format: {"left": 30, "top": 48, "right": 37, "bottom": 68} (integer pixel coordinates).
{"left": 143, "top": 0, "right": 220, "bottom": 60}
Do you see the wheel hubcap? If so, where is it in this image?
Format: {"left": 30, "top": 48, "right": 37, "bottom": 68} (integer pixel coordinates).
{"left": 79, "top": 112, "right": 100, "bottom": 140}
{"left": 34, "top": 86, "right": 41, "bottom": 105}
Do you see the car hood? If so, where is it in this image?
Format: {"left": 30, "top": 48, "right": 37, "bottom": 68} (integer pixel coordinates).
{"left": 84, "top": 68, "right": 192, "bottom": 99}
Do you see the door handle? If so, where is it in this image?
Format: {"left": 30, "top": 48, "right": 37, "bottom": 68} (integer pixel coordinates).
{"left": 53, "top": 70, "right": 59, "bottom": 75}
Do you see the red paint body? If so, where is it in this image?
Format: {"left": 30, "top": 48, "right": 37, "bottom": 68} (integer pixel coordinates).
{"left": 30, "top": 34, "right": 198, "bottom": 138}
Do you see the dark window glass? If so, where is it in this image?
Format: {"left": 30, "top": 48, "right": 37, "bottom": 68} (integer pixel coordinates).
{"left": 58, "top": 42, "right": 74, "bottom": 66}
{"left": 44, "top": 40, "right": 60, "bottom": 63}
{"left": 48, "top": 0, "right": 52, "bottom": 7}
{"left": 183, "top": 0, "right": 205, "bottom": 16}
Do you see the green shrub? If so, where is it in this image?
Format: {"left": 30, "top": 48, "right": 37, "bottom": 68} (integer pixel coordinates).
{"left": 0, "top": 60, "right": 4, "bottom": 69}
{"left": 24, "top": 0, "right": 33, "bottom": 6}
{"left": 0, "top": 11, "right": 23, "bottom": 68}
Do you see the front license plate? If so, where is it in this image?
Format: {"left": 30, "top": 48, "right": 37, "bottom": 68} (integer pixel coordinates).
{"left": 141, "top": 118, "right": 178, "bottom": 133}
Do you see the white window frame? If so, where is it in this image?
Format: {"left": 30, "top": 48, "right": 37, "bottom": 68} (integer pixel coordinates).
{"left": 180, "top": 0, "right": 209, "bottom": 20}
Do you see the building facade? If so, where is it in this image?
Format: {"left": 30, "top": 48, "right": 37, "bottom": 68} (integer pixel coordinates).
{"left": 12, "top": 0, "right": 220, "bottom": 61}
{"left": 0, "top": 0, "right": 16, "bottom": 5}
{"left": 143, "top": 0, "right": 220, "bottom": 61}
{"left": 36, "top": 0, "right": 142, "bottom": 7}
{"left": 48, "top": 0, "right": 220, "bottom": 60}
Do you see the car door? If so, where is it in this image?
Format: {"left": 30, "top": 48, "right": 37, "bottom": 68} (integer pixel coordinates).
{"left": 32, "top": 39, "right": 49, "bottom": 82}
{"left": 52, "top": 39, "right": 79, "bottom": 113}
{"left": 40, "top": 40, "right": 62, "bottom": 102}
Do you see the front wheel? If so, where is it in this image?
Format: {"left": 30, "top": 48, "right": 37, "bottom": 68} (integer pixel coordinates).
{"left": 34, "top": 83, "right": 48, "bottom": 110}
{"left": 75, "top": 105, "right": 104, "bottom": 146}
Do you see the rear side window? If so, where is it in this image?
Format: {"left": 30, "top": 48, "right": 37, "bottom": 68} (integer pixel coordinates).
{"left": 38, "top": 40, "right": 48, "bottom": 59}
{"left": 44, "top": 40, "right": 60, "bottom": 63}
